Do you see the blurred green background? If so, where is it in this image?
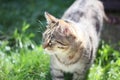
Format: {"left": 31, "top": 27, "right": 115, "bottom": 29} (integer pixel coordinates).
{"left": 0, "top": 0, "right": 120, "bottom": 80}
{"left": 0, "top": 0, "right": 74, "bottom": 43}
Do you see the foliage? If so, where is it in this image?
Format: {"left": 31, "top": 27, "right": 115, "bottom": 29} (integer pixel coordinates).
{"left": 0, "top": 24, "right": 50, "bottom": 80}
{"left": 0, "top": 0, "right": 74, "bottom": 43}
{"left": 88, "top": 41, "right": 120, "bottom": 80}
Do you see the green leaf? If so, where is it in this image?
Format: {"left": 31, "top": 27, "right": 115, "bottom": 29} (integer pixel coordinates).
{"left": 22, "top": 22, "right": 30, "bottom": 32}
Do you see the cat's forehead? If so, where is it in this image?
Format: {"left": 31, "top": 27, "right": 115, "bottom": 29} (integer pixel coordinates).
{"left": 43, "top": 26, "right": 56, "bottom": 38}
{"left": 43, "top": 19, "right": 72, "bottom": 37}
{"left": 43, "top": 28, "right": 53, "bottom": 36}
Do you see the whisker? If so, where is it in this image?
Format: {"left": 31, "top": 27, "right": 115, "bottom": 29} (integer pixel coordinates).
{"left": 37, "top": 30, "right": 42, "bottom": 33}
{"left": 38, "top": 25, "right": 43, "bottom": 32}
{"left": 38, "top": 20, "right": 46, "bottom": 30}
{"left": 38, "top": 22, "right": 44, "bottom": 31}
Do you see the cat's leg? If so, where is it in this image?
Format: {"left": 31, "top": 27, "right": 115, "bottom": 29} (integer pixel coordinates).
{"left": 72, "top": 63, "right": 89, "bottom": 80}
{"left": 72, "top": 62, "right": 92, "bottom": 80}
{"left": 73, "top": 70, "right": 86, "bottom": 80}
{"left": 72, "top": 61, "right": 92, "bottom": 80}
{"left": 51, "top": 68, "right": 64, "bottom": 80}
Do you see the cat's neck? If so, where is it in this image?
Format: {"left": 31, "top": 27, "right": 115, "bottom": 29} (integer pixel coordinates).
{"left": 54, "top": 43, "right": 84, "bottom": 65}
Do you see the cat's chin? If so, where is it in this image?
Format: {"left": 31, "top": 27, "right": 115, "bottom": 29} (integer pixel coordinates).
{"left": 44, "top": 48, "right": 64, "bottom": 55}
{"left": 44, "top": 48, "right": 57, "bottom": 55}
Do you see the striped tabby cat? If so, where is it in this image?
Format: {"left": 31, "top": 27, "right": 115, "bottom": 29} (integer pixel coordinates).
{"left": 42, "top": 0, "right": 107, "bottom": 80}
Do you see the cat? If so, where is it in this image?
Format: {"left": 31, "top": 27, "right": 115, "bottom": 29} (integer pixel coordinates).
{"left": 42, "top": 0, "right": 108, "bottom": 80}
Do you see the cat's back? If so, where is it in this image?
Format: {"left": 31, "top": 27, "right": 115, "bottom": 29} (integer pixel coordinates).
{"left": 62, "top": 0, "right": 103, "bottom": 21}
{"left": 62, "top": 0, "right": 87, "bottom": 22}
{"left": 62, "top": 0, "right": 104, "bottom": 36}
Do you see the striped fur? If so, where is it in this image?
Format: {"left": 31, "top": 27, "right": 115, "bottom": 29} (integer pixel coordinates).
{"left": 42, "top": 0, "right": 105, "bottom": 80}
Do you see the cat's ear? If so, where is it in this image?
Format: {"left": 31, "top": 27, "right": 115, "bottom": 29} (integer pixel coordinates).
{"left": 62, "top": 27, "right": 76, "bottom": 39}
{"left": 63, "top": 27, "right": 70, "bottom": 36}
{"left": 44, "top": 12, "right": 58, "bottom": 24}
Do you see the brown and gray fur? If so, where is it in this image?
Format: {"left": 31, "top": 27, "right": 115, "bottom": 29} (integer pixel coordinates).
{"left": 42, "top": 0, "right": 106, "bottom": 80}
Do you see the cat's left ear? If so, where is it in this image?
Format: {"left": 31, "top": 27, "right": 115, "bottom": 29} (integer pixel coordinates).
{"left": 44, "top": 12, "right": 58, "bottom": 24}
{"left": 62, "top": 27, "right": 76, "bottom": 39}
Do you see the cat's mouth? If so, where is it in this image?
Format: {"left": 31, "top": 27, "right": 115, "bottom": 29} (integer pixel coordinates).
{"left": 42, "top": 43, "right": 48, "bottom": 49}
{"left": 43, "top": 45, "right": 65, "bottom": 55}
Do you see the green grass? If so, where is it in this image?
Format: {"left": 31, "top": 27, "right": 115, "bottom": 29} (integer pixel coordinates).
{"left": 0, "top": 22, "right": 50, "bottom": 80}
{"left": 0, "top": 46, "right": 50, "bottom": 80}
{"left": 88, "top": 41, "right": 120, "bottom": 80}
{"left": 0, "top": 0, "right": 120, "bottom": 80}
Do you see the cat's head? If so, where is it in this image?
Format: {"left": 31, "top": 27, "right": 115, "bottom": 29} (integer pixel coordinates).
{"left": 42, "top": 12, "right": 77, "bottom": 55}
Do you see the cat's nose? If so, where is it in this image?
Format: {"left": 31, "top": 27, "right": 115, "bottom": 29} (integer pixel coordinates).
{"left": 42, "top": 43, "right": 49, "bottom": 49}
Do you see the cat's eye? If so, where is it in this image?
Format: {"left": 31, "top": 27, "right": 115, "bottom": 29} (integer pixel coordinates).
{"left": 57, "top": 46, "right": 64, "bottom": 49}
{"left": 56, "top": 40, "right": 65, "bottom": 46}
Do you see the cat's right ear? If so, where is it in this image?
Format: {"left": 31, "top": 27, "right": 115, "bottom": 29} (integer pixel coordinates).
{"left": 44, "top": 12, "right": 58, "bottom": 24}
